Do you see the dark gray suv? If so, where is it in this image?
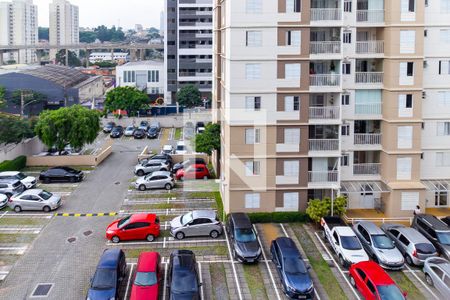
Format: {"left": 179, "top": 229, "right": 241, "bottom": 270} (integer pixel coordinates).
{"left": 227, "top": 213, "right": 261, "bottom": 263}
{"left": 412, "top": 214, "right": 450, "bottom": 261}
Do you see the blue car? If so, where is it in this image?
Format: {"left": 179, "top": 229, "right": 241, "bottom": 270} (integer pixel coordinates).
{"left": 271, "top": 237, "right": 314, "bottom": 299}
{"left": 87, "top": 249, "right": 127, "bottom": 300}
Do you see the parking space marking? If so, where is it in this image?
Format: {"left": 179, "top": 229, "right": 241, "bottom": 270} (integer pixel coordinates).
{"left": 0, "top": 211, "right": 7, "bottom": 219}
{"left": 0, "top": 227, "right": 41, "bottom": 234}
{"left": 54, "top": 212, "right": 118, "bottom": 217}
{"left": 125, "top": 263, "right": 135, "bottom": 300}
{"left": 404, "top": 264, "right": 439, "bottom": 299}
{"left": 314, "top": 232, "right": 362, "bottom": 300}
{"left": 162, "top": 257, "right": 168, "bottom": 300}
{"left": 2, "top": 212, "right": 53, "bottom": 218}
{"left": 253, "top": 225, "right": 281, "bottom": 300}
{"left": 107, "top": 238, "right": 226, "bottom": 246}
{"left": 223, "top": 227, "right": 243, "bottom": 300}
{"left": 198, "top": 262, "right": 204, "bottom": 300}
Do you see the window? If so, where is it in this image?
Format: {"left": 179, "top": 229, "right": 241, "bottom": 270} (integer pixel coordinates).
{"left": 400, "top": 30, "right": 416, "bottom": 54}
{"left": 342, "top": 63, "right": 351, "bottom": 75}
{"left": 246, "top": 31, "right": 262, "bottom": 47}
{"left": 442, "top": 0, "right": 450, "bottom": 13}
{"left": 407, "top": 62, "right": 414, "bottom": 76}
{"left": 246, "top": 0, "right": 262, "bottom": 13}
{"left": 341, "top": 154, "right": 349, "bottom": 166}
{"left": 285, "top": 96, "right": 300, "bottom": 111}
{"left": 284, "top": 128, "right": 300, "bottom": 144}
{"left": 285, "top": 63, "right": 301, "bottom": 79}
{"left": 148, "top": 70, "right": 159, "bottom": 82}
{"left": 438, "top": 91, "right": 450, "bottom": 105}
{"left": 245, "top": 128, "right": 261, "bottom": 144}
{"left": 430, "top": 266, "right": 444, "bottom": 279}
{"left": 341, "top": 124, "right": 350, "bottom": 136}
{"left": 367, "top": 280, "right": 376, "bottom": 295}
{"left": 245, "top": 96, "right": 261, "bottom": 111}
{"left": 283, "top": 193, "right": 299, "bottom": 210}
{"left": 343, "top": 32, "right": 352, "bottom": 43}
{"left": 341, "top": 94, "right": 350, "bottom": 105}
{"left": 286, "top": 31, "right": 301, "bottom": 46}
{"left": 401, "top": 192, "right": 419, "bottom": 210}
{"left": 399, "top": 62, "right": 414, "bottom": 85}
{"left": 284, "top": 160, "right": 299, "bottom": 177}
{"left": 437, "top": 122, "right": 450, "bottom": 136}
{"left": 436, "top": 152, "right": 450, "bottom": 166}
{"left": 286, "top": 0, "right": 301, "bottom": 12}
{"left": 440, "top": 30, "right": 450, "bottom": 43}
{"left": 245, "top": 193, "right": 260, "bottom": 208}
{"left": 398, "top": 126, "right": 413, "bottom": 149}
{"left": 246, "top": 64, "right": 261, "bottom": 79}
{"left": 397, "top": 157, "right": 412, "bottom": 180}
{"left": 438, "top": 61, "right": 450, "bottom": 75}
{"left": 399, "top": 234, "right": 411, "bottom": 246}
{"left": 401, "top": 0, "right": 415, "bottom": 13}
{"left": 356, "top": 269, "right": 366, "bottom": 280}
{"left": 124, "top": 71, "right": 136, "bottom": 83}
{"left": 398, "top": 94, "right": 413, "bottom": 117}
{"left": 245, "top": 161, "right": 261, "bottom": 176}
{"left": 344, "top": 0, "right": 352, "bottom": 12}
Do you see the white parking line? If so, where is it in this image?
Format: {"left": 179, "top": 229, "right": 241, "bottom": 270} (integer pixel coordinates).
{"left": 314, "top": 232, "right": 362, "bottom": 300}
{"left": 163, "top": 237, "right": 166, "bottom": 248}
{"left": 253, "top": 225, "right": 281, "bottom": 300}
{"left": 198, "top": 262, "right": 204, "bottom": 300}
{"left": 0, "top": 212, "right": 7, "bottom": 219}
{"left": 2, "top": 212, "right": 53, "bottom": 218}
{"left": 107, "top": 239, "right": 226, "bottom": 246}
{"left": 0, "top": 227, "right": 41, "bottom": 234}
{"left": 162, "top": 258, "right": 168, "bottom": 300}
{"left": 125, "top": 263, "right": 135, "bottom": 299}
{"left": 404, "top": 264, "right": 439, "bottom": 299}
{"left": 223, "top": 227, "right": 243, "bottom": 300}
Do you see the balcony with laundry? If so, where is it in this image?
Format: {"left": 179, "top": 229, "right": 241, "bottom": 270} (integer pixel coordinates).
{"left": 309, "top": 61, "right": 341, "bottom": 92}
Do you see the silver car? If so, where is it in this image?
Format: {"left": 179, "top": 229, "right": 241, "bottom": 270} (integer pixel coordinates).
{"left": 134, "top": 159, "right": 170, "bottom": 176}
{"left": 353, "top": 221, "right": 404, "bottom": 270}
{"left": 423, "top": 257, "right": 450, "bottom": 298}
{"left": 135, "top": 171, "right": 174, "bottom": 191}
{"left": 170, "top": 210, "right": 222, "bottom": 240}
{"left": 9, "top": 189, "right": 62, "bottom": 212}
{"left": 0, "top": 171, "right": 36, "bottom": 189}
{"left": 0, "top": 179, "right": 25, "bottom": 197}
{"left": 381, "top": 223, "right": 438, "bottom": 266}
{"left": 124, "top": 125, "right": 136, "bottom": 136}
{"left": 0, "top": 193, "right": 8, "bottom": 208}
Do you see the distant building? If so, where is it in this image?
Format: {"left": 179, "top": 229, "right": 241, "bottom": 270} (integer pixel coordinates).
{"left": 160, "top": 10, "right": 164, "bottom": 38}
{"left": 89, "top": 52, "right": 129, "bottom": 64}
{"left": 49, "top": 0, "right": 79, "bottom": 59}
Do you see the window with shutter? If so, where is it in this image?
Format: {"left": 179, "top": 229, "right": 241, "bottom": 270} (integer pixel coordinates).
{"left": 400, "top": 31, "right": 416, "bottom": 54}
{"left": 398, "top": 126, "right": 413, "bottom": 149}
{"left": 283, "top": 193, "right": 299, "bottom": 210}
{"left": 246, "top": 31, "right": 262, "bottom": 47}
{"left": 284, "top": 128, "right": 300, "bottom": 144}
{"left": 286, "top": 31, "right": 301, "bottom": 46}
{"left": 438, "top": 61, "right": 450, "bottom": 75}
{"left": 401, "top": 192, "right": 419, "bottom": 210}
{"left": 245, "top": 193, "right": 260, "bottom": 208}
{"left": 438, "top": 91, "right": 450, "bottom": 105}
{"left": 285, "top": 63, "right": 301, "bottom": 79}
{"left": 437, "top": 122, "right": 450, "bottom": 136}
{"left": 245, "top": 161, "right": 261, "bottom": 176}
{"left": 397, "top": 157, "right": 412, "bottom": 180}
{"left": 284, "top": 160, "right": 299, "bottom": 176}
{"left": 246, "top": 64, "right": 261, "bottom": 79}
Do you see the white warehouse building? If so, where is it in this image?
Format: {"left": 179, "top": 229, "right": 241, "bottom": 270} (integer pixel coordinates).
{"left": 89, "top": 52, "right": 129, "bottom": 63}
{"left": 115, "top": 60, "right": 165, "bottom": 97}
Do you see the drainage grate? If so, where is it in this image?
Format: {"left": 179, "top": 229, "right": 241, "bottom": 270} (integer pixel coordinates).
{"left": 115, "top": 181, "right": 120, "bottom": 185}
{"left": 83, "top": 230, "right": 93, "bottom": 237}
{"left": 31, "top": 283, "right": 53, "bottom": 297}
{"left": 67, "top": 237, "right": 77, "bottom": 243}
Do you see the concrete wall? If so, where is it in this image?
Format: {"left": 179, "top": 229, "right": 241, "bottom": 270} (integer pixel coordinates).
{"left": 0, "top": 137, "right": 46, "bottom": 162}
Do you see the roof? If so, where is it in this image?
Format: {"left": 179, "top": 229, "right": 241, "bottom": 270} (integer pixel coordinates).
{"left": 388, "top": 181, "right": 426, "bottom": 190}
{"left": 230, "top": 213, "right": 252, "bottom": 229}
{"left": 335, "top": 227, "right": 356, "bottom": 237}
{"left": 352, "top": 261, "right": 394, "bottom": 285}
{"left": 171, "top": 250, "right": 195, "bottom": 269}
{"left": 20, "top": 189, "right": 43, "bottom": 196}
{"left": 130, "top": 213, "right": 157, "bottom": 223}
{"left": 416, "top": 214, "right": 450, "bottom": 231}
{"left": 275, "top": 237, "right": 300, "bottom": 257}
{"left": 422, "top": 179, "right": 450, "bottom": 192}
{"left": 120, "top": 60, "right": 163, "bottom": 67}
{"left": 396, "top": 227, "right": 430, "bottom": 243}
{"left": 355, "top": 221, "right": 384, "bottom": 235}
{"left": 98, "top": 249, "right": 123, "bottom": 269}
{"left": 192, "top": 210, "right": 216, "bottom": 219}
{"left": 0, "top": 171, "right": 21, "bottom": 176}
{"left": 341, "top": 181, "right": 390, "bottom": 193}
{"left": 150, "top": 171, "right": 171, "bottom": 177}
{"left": 20, "top": 65, "right": 91, "bottom": 88}
{"left": 137, "top": 252, "right": 159, "bottom": 272}
{"left": 426, "top": 257, "right": 450, "bottom": 274}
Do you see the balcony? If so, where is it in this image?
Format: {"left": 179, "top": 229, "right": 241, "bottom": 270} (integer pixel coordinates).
{"left": 356, "top": 10, "right": 384, "bottom": 23}
{"left": 355, "top": 103, "right": 382, "bottom": 115}
{"left": 353, "top": 163, "right": 381, "bottom": 175}
{"left": 311, "top": 9, "right": 342, "bottom": 21}
{"left": 310, "top": 42, "right": 341, "bottom": 55}
{"left": 309, "top": 139, "right": 339, "bottom": 151}
{"left": 354, "top": 133, "right": 381, "bottom": 145}
{"left": 355, "top": 72, "right": 383, "bottom": 84}
{"left": 308, "top": 171, "right": 339, "bottom": 183}
{"left": 310, "top": 74, "right": 341, "bottom": 87}
{"left": 309, "top": 106, "right": 340, "bottom": 120}
{"left": 356, "top": 41, "right": 384, "bottom": 54}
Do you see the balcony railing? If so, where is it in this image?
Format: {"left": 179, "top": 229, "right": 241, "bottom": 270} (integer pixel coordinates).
{"left": 310, "top": 74, "right": 341, "bottom": 86}
{"left": 311, "top": 9, "right": 342, "bottom": 21}
{"left": 353, "top": 163, "right": 381, "bottom": 175}
{"left": 309, "top": 139, "right": 339, "bottom": 151}
{"left": 356, "top": 41, "right": 384, "bottom": 54}
{"left": 310, "top": 41, "right": 341, "bottom": 54}
{"left": 356, "top": 10, "right": 384, "bottom": 23}
{"left": 355, "top": 103, "right": 382, "bottom": 115}
{"left": 309, "top": 106, "right": 340, "bottom": 119}
{"left": 355, "top": 72, "right": 383, "bottom": 84}
{"left": 308, "top": 171, "right": 339, "bottom": 183}
{"left": 354, "top": 133, "right": 381, "bottom": 145}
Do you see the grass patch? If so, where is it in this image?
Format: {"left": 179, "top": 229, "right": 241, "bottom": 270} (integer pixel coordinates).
{"left": 291, "top": 224, "right": 347, "bottom": 300}
{"left": 389, "top": 271, "right": 423, "bottom": 300}
{"left": 175, "top": 128, "right": 182, "bottom": 140}
{"left": 0, "top": 218, "right": 47, "bottom": 226}
{"left": 210, "top": 263, "right": 229, "bottom": 300}
{"left": 242, "top": 264, "right": 268, "bottom": 300}
{"left": 124, "top": 245, "right": 228, "bottom": 259}
{"left": 132, "top": 192, "right": 180, "bottom": 199}
{"left": 0, "top": 233, "right": 37, "bottom": 244}
{"left": 128, "top": 203, "right": 184, "bottom": 211}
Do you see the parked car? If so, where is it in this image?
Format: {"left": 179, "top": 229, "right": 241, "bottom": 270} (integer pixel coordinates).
{"left": 423, "top": 257, "right": 450, "bottom": 298}
{"left": 147, "top": 121, "right": 161, "bottom": 139}
{"left": 271, "top": 237, "right": 314, "bottom": 299}
{"left": 0, "top": 171, "right": 36, "bottom": 189}
{"left": 124, "top": 125, "right": 136, "bottom": 136}
{"left": 172, "top": 158, "right": 206, "bottom": 174}
{"left": 135, "top": 171, "right": 174, "bottom": 191}
{"left": 9, "top": 189, "right": 61, "bottom": 213}
{"left": 133, "top": 128, "right": 146, "bottom": 139}
{"left": 227, "top": 212, "right": 262, "bottom": 263}
{"left": 0, "top": 179, "right": 25, "bottom": 198}
{"left": 167, "top": 250, "right": 201, "bottom": 300}
{"left": 161, "top": 144, "right": 174, "bottom": 155}
{"left": 106, "top": 213, "right": 160, "bottom": 243}
{"left": 139, "top": 120, "right": 149, "bottom": 130}
{"left": 321, "top": 216, "right": 369, "bottom": 267}
{"left": 0, "top": 193, "right": 8, "bottom": 209}
{"left": 352, "top": 221, "right": 404, "bottom": 270}
{"left": 87, "top": 249, "right": 127, "bottom": 300}
{"left": 110, "top": 126, "right": 124, "bottom": 138}
{"left": 175, "top": 141, "right": 188, "bottom": 154}
{"left": 139, "top": 154, "right": 173, "bottom": 168}
{"left": 134, "top": 160, "right": 170, "bottom": 177}
{"left": 412, "top": 214, "right": 450, "bottom": 260}
{"left": 130, "top": 252, "right": 161, "bottom": 300}
{"left": 381, "top": 223, "right": 438, "bottom": 266}
{"left": 443, "top": 216, "right": 450, "bottom": 227}
{"left": 39, "top": 166, "right": 83, "bottom": 183}
{"left": 175, "top": 164, "right": 210, "bottom": 181}
{"left": 349, "top": 261, "right": 407, "bottom": 300}
{"left": 103, "top": 121, "right": 116, "bottom": 133}
{"left": 170, "top": 210, "right": 222, "bottom": 240}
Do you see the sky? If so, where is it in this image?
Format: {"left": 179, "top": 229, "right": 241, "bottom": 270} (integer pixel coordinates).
{"left": 34, "top": 0, "right": 164, "bottom": 30}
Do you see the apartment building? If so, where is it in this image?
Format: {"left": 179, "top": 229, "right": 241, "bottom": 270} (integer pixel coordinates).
{"left": 214, "top": 0, "right": 450, "bottom": 217}
{"left": 49, "top": 0, "right": 79, "bottom": 59}
{"left": 164, "top": 0, "right": 213, "bottom": 104}
{"left": 116, "top": 60, "right": 165, "bottom": 97}
{"left": 0, "top": 0, "right": 38, "bottom": 64}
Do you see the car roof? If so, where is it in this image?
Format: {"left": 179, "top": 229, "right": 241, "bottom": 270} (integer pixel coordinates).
{"left": 19, "top": 189, "right": 43, "bottom": 196}
{"left": 426, "top": 257, "right": 450, "bottom": 274}
{"left": 0, "top": 178, "right": 21, "bottom": 183}
{"left": 192, "top": 210, "right": 216, "bottom": 219}
{"left": 98, "top": 248, "right": 123, "bottom": 269}
{"left": 353, "top": 261, "right": 395, "bottom": 285}
{"left": 137, "top": 252, "right": 159, "bottom": 272}
{"left": 335, "top": 227, "right": 356, "bottom": 236}
{"left": 230, "top": 213, "right": 252, "bottom": 228}
{"left": 275, "top": 237, "right": 301, "bottom": 257}
{"left": 163, "top": 145, "right": 173, "bottom": 149}
{"left": 416, "top": 214, "right": 450, "bottom": 231}
{"left": 171, "top": 250, "right": 195, "bottom": 268}
{"left": 356, "top": 221, "right": 384, "bottom": 235}
{"left": 150, "top": 171, "right": 171, "bottom": 177}
{"left": 130, "top": 213, "right": 157, "bottom": 223}
{"left": 0, "top": 171, "right": 21, "bottom": 176}
{"left": 396, "top": 227, "right": 430, "bottom": 242}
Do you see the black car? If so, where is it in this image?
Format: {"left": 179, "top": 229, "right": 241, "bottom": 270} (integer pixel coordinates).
{"left": 168, "top": 250, "right": 201, "bottom": 300}
{"left": 110, "top": 126, "right": 124, "bottom": 138}
{"left": 172, "top": 158, "right": 206, "bottom": 173}
{"left": 147, "top": 126, "right": 160, "bottom": 139}
{"left": 271, "top": 237, "right": 314, "bottom": 299}
{"left": 103, "top": 122, "right": 116, "bottom": 133}
{"left": 39, "top": 166, "right": 83, "bottom": 183}
{"left": 442, "top": 216, "right": 450, "bottom": 227}
{"left": 227, "top": 213, "right": 262, "bottom": 263}
{"left": 412, "top": 214, "right": 450, "bottom": 260}
{"left": 133, "top": 128, "right": 146, "bottom": 139}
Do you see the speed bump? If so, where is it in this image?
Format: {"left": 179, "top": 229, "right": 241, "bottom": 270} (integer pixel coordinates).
{"left": 54, "top": 212, "right": 118, "bottom": 217}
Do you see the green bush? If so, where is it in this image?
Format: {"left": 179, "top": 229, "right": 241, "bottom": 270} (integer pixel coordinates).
{"left": 0, "top": 156, "right": 27, "bottom": 171}
{"left": 246, "top": 212, "right": 309, "bottom": 223}
{"left": 213, "top": 191, "right": 225, "bottom": 221}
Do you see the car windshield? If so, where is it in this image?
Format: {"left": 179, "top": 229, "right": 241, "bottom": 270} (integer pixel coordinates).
{"left": 372, "top": 234, "right": 395, "bottom": 249}
{"left": 283, "top": 257, "right": 307, "bottom": 274}
{"left": 38, "top": 190, "right": 53, "bottom": 200}
{"left": 234, "top": 228, "right": 257, "bottom": 243}
{"left": 436, "top": 231, "right": 450, "bottom": 245}
{"left": 181, "top": 212, "right": 194, "bottom": 225}
{"left": 341, "top": 236, "right": 362, "bottom": 250}
{"left": 171, "top": 270, "right": 198, "bottom": 293}
{"left": 377, "top": 285, "right": 405, "bottom": 300}
{"left": 16, "top": 173, "right": 26, "bottom": 180}
{"left": 92, "top": 268, "right": 116, "bottom": 290}
{"left": 134, "top": 271, "right": 157, "bottom": 286}
{"left": 118, "top": 216, "right": 131, "bottom": 228}
{"left": 416, "top": 243, "right": 436, "bottom": 254}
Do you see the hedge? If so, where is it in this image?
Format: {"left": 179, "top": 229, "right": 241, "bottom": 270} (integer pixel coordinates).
{"left": 0, "top": 156, "right": 27, "bottom": 172}
{"left": 246, "top": 212, "right": 309, "bottom": 223}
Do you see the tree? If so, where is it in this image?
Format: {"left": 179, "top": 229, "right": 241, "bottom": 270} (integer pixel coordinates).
{"left": 56, "top": 49, "right": 81, "bottom": 67}
{"left": 10, "top": 90, "right": 47, "bottom": 115}
{"left": 0, "top": 116, "right": 35, "bottom": 144}
{"left": 0, "top": 86, "right": 5, "bottom": 108}
{"left": 80, "top": 31, "right": 97, "bottom": 43}
{"left": 34, "top": 105, "right": 100, "bottom": 153}
{"left": 195, "top": 123, "right": 220, "bottom": 155}
{"left": 104, "top": 86, "right": 149, "bottom": 117}
{"left": 306, "top": 196, "right": 348, "bottom": 224}
{"left": 176, "top": 84, "right": 202, "bottom": 108}
{"left": 38, "top": 27, "right": 49, "bottom": 40}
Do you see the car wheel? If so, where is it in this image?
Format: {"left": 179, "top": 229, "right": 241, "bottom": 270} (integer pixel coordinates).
{"left": 210, "top": 230, "right": 219, "bottom": 238}
{"left": 111, "top": 236, "right": 120, "bottom": 243}
{"left": 43, "top": 206, "right": 51, "bottom": 213}
{"left": 339, "top": 255, "right": 345, "bottom": 267}
{"left": 405, "top": 255, "right": 413, "bottom": 266}
{"left": 165, "top": 183, "right": 172, "bottom": 190}
{"left": 44, "top": 178, "right": 50, "bottom": 184}
{"left": 146, "top": 234, "right": 155, "bottom": 242}
{"left": 350, "top": 275, "right": 356, "bottom": 287}
{"left": 425, "top": 273, "right": 434, "bottom": 286}
{"left": 139, "top": 185, "right": 146, "bottom": 191}
{"left": 137, "top": 170, "right": 144, "bottom": 177}
{"left": 175, "top": 232, "right": 185, "bottom": 240}
{"left": 14, "top": 206, "right": 22, "bottom": 213}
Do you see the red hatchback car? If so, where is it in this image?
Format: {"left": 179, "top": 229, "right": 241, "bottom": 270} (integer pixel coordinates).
{"left": 130, "top": 252, "right": 161, "bottom": 300}
{"left": 175, "top": 163, "right": 210, "bottom": 180}
{"left": 349, "top": 261, "right": 407, "bottom": 300}
{"left": 106, "top": 213, "right": 160, "bottom": 243}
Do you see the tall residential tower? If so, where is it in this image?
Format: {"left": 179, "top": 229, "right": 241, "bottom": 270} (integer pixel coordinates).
{"left": 49, "top": 0, "right": 79, "bottom": 59}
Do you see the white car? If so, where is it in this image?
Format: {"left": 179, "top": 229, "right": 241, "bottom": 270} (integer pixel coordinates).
{"left": 175, "top": 141, "right": 188, "bottom": 155}
{"left": 0, "top": 193, "right": 8, "bottom": 208}
{"left": 161, "top": 144, "right": 174, "bottom": 155}
{"left": 0, "top": 171, "right": 36, "bottom": 189}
